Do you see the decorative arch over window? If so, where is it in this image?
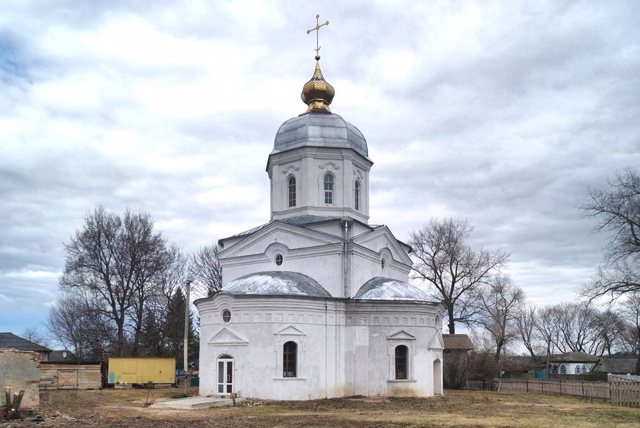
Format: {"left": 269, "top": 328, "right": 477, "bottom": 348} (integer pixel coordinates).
{"left": 395, "top": 345, "right": 408, "bottom": 379}
{"left": 287, "top": 175, "right": 296, "bottom": 207}
{"left": 323, "top": 173, "right": 334, "bottom": 205}
{"left": 283, "top": 341, "right": 297, "bottom": 377}
{"left": 354, "top": 180, "right": 361, "bottom": 211}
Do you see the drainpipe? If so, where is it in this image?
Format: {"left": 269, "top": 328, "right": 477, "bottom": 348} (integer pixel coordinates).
{"left": 342, "top": 219, "right": 350, "bottom": 297}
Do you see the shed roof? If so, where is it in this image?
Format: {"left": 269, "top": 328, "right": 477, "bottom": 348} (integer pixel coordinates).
{"left": 443, "top": 334, "right": 474, "bottom": 351}
{"left": 594, "top": 357, "right": 638, "bottom": 374}
{"left": 0, "top": 332, "right": 51, "bottom": 352}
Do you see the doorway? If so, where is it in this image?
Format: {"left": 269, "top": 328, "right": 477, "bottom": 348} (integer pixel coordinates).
{"left": 217, "top": 355, "right": 234, "bottom": 395}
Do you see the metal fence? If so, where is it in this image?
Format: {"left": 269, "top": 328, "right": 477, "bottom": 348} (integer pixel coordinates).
{"left": 465, "top": 377, "right": 640, "bottom": 408}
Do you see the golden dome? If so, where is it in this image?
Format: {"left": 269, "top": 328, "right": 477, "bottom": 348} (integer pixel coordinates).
{"left": 301, "top": 60, "right": 335, "bottom": 113}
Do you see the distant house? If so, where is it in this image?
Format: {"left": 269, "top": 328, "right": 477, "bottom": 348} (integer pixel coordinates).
{"left": 48, "top": 350, "right": 78, "bottom": 363}
{"left": 593, "top": 357, "right": 638, "bottom": 376}
{"left": 549, "top": 352, "right": 599, "bottom": 375}
{"left": 501, "top": 355, "right": 545, "bottom": 379}
{"left": 443, "top": 334, "right": 474, "bottom": 388}
{"left": 0, "top": 332, "right": 51, "bottom": 361}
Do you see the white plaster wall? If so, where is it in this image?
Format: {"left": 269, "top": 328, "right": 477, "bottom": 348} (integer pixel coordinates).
{"left": 221, "top": 250, "right": 343, "bottom": 297}
{"left": 197, "top": 296, "right": 444, "bottom": 400}
{"left": 552, "top": 362, "right": 597, "bottom": 374}
{"left": 350, "top": 253, "right": 408, "bottom": 296}
{"left": 345, "top": 303, "right": 443, "bottom": 397}
{"left": 268, "top": 148, "right": 371, "bottom": 223}
{"left": 197, "top": 297, "right": 348, "bottom": 400}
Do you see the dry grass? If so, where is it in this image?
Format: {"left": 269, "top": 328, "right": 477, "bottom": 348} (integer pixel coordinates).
{"left": 3, "top": 388, "right": 640, "bottom": 427}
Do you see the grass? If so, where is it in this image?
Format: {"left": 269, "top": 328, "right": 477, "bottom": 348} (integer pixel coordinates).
{"left": 26, "top": 388, "right": 640, "bottom": 427}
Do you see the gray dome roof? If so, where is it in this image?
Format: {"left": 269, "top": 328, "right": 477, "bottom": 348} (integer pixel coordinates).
{"left": 354, "top": 277, "right": 433, "bottom": 301}
{"left": 222, "top": 271, "right": 331, "bottom": 297}
{"left": 273, "top": 112, "right": 368, "bottom": 158}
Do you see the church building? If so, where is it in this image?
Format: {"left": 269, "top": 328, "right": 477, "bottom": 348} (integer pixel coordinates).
{"left": 195, "top": 30, "right": 445, "bottom": 399}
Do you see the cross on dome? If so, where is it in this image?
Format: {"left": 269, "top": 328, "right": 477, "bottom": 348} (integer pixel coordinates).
{"left": 301, "top": 14, "right": 335, "bottom": 113}
{"left": 306, "top": 14, "right": 329, "bottom": 61}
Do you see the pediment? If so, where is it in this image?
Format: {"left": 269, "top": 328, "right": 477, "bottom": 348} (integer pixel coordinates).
{"left": 353, "top": 226, "right": 412, "bottom": 265}
{"left": 275, "top": 325, "right": 306, "bottom": 336}
{"left": 221, "top": 222, "right": 341, "bottom": 258}
{"left": 428, "top": 332, "right": 445, "bottom": 350}
{"left": 209, "top": 327, "right": 248, "bottom": 346}
{"left": 387, "top": 330, "right": 416, "bottom": 341}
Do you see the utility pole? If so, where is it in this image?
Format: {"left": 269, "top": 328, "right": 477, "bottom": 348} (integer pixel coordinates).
{"left": 183, "top": 279, "right": 191, "bottom": 394}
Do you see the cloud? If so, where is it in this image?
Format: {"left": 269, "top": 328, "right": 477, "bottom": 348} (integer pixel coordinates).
{"left": 0, "top": 0, "right": 639, "bottom": 337}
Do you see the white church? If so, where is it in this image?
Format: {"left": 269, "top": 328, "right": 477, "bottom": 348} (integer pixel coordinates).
{"left": 195, "top": 35, "right": 445, "bottom": 399}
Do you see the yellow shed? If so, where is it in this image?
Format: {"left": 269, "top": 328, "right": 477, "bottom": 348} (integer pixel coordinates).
{"left": 107, "top": 358, "right": 175, "bottom": 385}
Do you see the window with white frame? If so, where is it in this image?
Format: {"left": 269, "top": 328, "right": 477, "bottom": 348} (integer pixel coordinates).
{"left": 288, "top": 176, "right": 296, "bottom": 207}
{"left": 323, "top": 173, "right": 334, "bottom": 205}
{"left": 395, "top": 345, "right": 408, "bottom": 380}
{"left": 283, "top": 341, "right": 297, "bottom": 377}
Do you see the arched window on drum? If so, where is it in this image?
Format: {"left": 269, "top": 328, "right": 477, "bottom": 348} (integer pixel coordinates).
{"left": 288, "top": 175, "right": 296, "bottom": 208}
{"left": 323, "top": 173, "right": 334, "bottom": 205}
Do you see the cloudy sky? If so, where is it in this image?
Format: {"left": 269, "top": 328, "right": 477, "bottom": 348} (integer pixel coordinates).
{"left": 1, "top": 1, "right": 639, "bottom": 339}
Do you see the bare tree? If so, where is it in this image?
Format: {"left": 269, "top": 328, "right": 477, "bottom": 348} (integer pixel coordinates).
{"left": 190, "top": 244, "right": 223, "bottom": 296}
{"left": 583, "top": 169, "right": 640, "bottom": 299}
{"left": 20, "top": 327, "right": 49, "bottom": 348}
{"left": 530, "top": 302, "right": 626, "bottom": 360}
{"left": 47, "top": 291, "right": 114, "bottom": 361}
{"left": 596, "top": 309, "right": 626, "bottom": 356}
{"left": 410, "top": 218, "right": 509, "bottom": 333}
{"left": 618, "top": 292, "right": 640, "bottom": 373}
{"left": 60, "top": 207, "right": 172, "bottom": 356}
{"left": 474, "top": 275, "right": 524, "bottom": 363}
{"left": 619, "top": 291, "right": 640, "bottom": 352}
{"left": 534, "top": 305, "right": 562, "bottom": 375}
{"left": 138, "top": 245, "right": 188, "bottom": 356}
{"left": 553, "top": 303, "right": 621, "bottom": 357}
{"left": 514, "top": 305, "right": 542, "bottom": 362}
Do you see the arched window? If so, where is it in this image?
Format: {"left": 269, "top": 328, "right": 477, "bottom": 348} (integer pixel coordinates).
{"left": 582, "top": 364, "right": 587, "bottom": 373}
{"left": 283, "top": 341, "right": 297, "bottom": 377}
{"left": 575, "top": 365, "right": 581, "bottom": 374}
{"left": 395, "top": 345, "right": 408, "bottom": 380}
{"left": 288, "top": 176, "right": 296, "bottom": 207}
{"left": 560, "top": 364, "right": 566, "bottom": 374}
{"left": 323, "top": 174, "right": 334, "bottom": 205}
{"left": 354, "top": 180, "right": 361, "bottom": 211}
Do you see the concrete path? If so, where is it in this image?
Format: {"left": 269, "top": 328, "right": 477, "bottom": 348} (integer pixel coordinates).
{"left": 149, "top": 396, "right": 245, "bottom": 410}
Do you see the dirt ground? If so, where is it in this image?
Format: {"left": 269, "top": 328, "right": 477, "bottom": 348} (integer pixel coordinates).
{"left": 2, "top": 388, "right": 640, "bottom": 427}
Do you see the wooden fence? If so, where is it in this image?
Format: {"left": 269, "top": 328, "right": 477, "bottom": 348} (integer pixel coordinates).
{"left": 40, "top": 363, "right": 101, "bottom": 390}
{"left": 465, "top": 378, "right": 640, "bottom": 408}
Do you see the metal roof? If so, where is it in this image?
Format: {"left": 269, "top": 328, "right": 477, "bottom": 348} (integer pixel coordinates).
{"left": 354, "top": 277, "right": 436, "bottom": 302}
{"left": 0, "top": 332, "right": 51, "bottom": 352}
{"left": 219, "top": 215, "right": 376, "bottom": 245}
{"left": 222, "top": 271, "right": 331, "bottom": 297}
{"left": 272, "top": 112, "right": 369, "bottom": 158}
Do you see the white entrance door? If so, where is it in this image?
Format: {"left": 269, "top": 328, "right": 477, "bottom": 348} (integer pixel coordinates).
{"left": 217, "top": 356, "right": 234, "bottom": 395}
